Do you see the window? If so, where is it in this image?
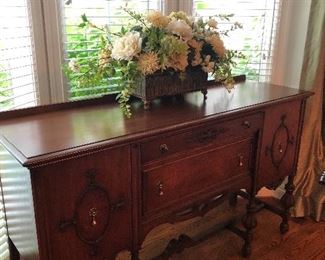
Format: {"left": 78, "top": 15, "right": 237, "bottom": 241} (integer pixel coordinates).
{"left": 0, "top": 185, "right": 8, "bottom": 260}
{"left": 61, "top": 0, "right": 164, "bottom": 100}
{"left": 194, "top": 0, "right": 282, "bottom": 82}
{"left": 0, "top": 0, "right": 40, "bottom": 111}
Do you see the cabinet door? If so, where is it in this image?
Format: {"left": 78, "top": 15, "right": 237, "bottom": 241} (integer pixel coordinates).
{"left": 258, "top": 100, "right": 303, "bottom": 188}
{"left": 32, "top": 146, "right": 132, "bottom": 260}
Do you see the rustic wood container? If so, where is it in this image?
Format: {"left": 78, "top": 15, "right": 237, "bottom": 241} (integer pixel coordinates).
{"left": 132, "top": 68, "right": 208, "bottom": 109}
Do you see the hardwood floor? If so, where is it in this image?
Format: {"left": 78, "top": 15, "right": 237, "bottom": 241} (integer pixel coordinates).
{"left": 170, "top": 204, "right": 325, "bottom": 260}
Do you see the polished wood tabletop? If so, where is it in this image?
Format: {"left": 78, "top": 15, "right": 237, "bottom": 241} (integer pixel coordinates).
{"left": 0, "top": 82, "right": 311, "bottom": 166}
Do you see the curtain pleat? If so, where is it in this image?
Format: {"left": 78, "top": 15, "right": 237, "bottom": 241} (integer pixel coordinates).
{"left": 293, "top": 0, "right": 325, "bottom": 221}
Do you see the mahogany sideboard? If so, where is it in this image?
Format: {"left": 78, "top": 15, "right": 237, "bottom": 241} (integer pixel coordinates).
{"left": 0, "top": 82, "right": 312, "bottom": 259}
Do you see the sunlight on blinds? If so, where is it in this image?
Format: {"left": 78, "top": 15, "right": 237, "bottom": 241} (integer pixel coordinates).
{"left": 194, "top": 0, "right": 282, "bottom": 82}
{"left": 0, "top": 0, "right": 39, "bottom": 111}
{"left": 0, "top": 185, "right": 9, "bottom": 260}
{"left": 62, "top": 0, "right": 164, "bottom": 100}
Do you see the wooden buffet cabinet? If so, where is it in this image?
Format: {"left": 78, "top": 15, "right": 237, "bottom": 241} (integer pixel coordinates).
{"left": 0, "top": 82, "right": 312, "bottom": 259}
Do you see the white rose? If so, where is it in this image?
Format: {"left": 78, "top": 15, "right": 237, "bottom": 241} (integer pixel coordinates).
{"left": 207, "top": 18, "right": 217, "bottom": 28}
{"left": 167, "top": 19, "right": 193, "bottom": 41}
{"left": 111, "top": 32, "right": 142, "bottom": 61}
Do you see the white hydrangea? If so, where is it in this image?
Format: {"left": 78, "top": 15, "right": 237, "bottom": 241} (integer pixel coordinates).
{"left": 111, "top": 32, "right": 142, "bottom": 61}
{"left": 167, "top": 19, "right": 193, "bottom": 41}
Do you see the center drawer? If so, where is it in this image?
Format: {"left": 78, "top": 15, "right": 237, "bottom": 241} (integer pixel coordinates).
{"left": 140, "top": 112, "right": 263, "bottom": 164}
{"left": 142, "top": 137, "right": 255, "bottom": 216}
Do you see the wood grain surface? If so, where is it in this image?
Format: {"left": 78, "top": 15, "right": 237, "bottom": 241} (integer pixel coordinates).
{"left": 0, "top": 82, "right": 312, "bottom": 167}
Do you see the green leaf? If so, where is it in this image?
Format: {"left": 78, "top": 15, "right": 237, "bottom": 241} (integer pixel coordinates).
{"left": 81, "top": 14, "right": 88, "bottom": 23}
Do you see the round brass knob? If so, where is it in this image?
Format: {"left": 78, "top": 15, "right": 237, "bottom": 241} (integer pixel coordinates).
{"left": 238, "top": 154, "right": 244, "bottom": 167}
{"left": 159, "top": 144, "right": 169, "bottom": 154}
{"left": 242, "top": 121, "right": 251, "bottom": 129}
{"left": 158, "top": 182, "right": 164, "bottom": 196}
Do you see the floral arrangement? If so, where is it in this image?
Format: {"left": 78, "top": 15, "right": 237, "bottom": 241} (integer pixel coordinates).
{"left": 65, "top": 9, "right": 243, "bottom": 117}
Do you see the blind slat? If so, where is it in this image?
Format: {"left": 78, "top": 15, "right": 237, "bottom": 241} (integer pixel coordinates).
{"left": 62, "top": 0, "right": 163, "bottom": 100}
{"left": 0, "top": 1, "right": 39, "bottom": 113}
{"left": 194, "top": 0, "right": 281, "bottom": 82}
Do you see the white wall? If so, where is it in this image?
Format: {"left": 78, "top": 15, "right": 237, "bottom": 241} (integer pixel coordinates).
{"left": 271, "top": 0, "right": 311, "bottom": 89}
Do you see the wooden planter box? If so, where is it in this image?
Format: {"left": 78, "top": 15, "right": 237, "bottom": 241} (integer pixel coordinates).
{"left": 132, "top": 68, "right": 208, "bottom": 108}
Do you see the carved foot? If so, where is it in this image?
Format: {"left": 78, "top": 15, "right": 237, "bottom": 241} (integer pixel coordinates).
{"left": 201, "top": 89, "right": 208, "bottom": 100}
{"left": 143, "top": 100, "right": 151, "bottom": 110}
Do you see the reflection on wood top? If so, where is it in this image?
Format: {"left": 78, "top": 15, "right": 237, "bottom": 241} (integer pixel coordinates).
{"left": 0, "top": 82, "right": 312, "bottom": 167}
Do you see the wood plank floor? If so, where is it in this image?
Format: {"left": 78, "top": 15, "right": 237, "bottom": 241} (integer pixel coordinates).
{"left": 170, "top": 208, "right": 325, "bottom": 260}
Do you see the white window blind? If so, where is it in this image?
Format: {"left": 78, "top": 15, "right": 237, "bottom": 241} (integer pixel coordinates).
{"left": 194, "top": 0, "right": 282, "bottom": 82}
{"left": 0, "top": 0, "right": 39, "bottom": 111}
{"left": 0, "top": 185, "right": 9, "bottom": 260}
{"left": 61, "top": 0, "right": 164, "bottom": 101}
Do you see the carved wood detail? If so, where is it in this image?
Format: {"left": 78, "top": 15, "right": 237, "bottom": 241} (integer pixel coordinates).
{"left": 59, "top": 170, "right": 125, "bottom": 256}
{"left": 265, "top": 114, "right": 294, "bottom": 170}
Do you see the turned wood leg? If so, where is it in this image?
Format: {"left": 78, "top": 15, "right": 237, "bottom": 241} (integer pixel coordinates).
{"left": 201, "top": 89, "right": 208, "bottom": 100}
{"left": 280, "top": 175, "right": 295, "bottom": 234}
{"left": 143, "top": 100, "right": 151, "bottom": 110}
{"left": 241, "top": 198, "right": 258, "bottom": 257}
{"left": 131, "top": 250, "right": 139, "bottom": 260}
{"left": 229, "top": 192, "right": 238, "bottom": 207}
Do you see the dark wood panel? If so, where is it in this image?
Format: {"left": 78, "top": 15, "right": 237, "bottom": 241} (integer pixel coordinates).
{"left": 258, "top": 100, "right": 302, "bottom": 188}
{"left": 31, "top": 146, "right": 132, "bottom": 260}
{"left": 0, "top": 83, "right": 312, "bottom": 167}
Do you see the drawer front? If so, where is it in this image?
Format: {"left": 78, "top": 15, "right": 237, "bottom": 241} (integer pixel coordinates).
{"left": 32, "top": 147, "right": 132, "bottom": 260}
{"left": 258, "top": 100, "right": 302, "bottom": 188}
{"left": 141, "top": 113, "right": 263, "bottom": 163}
{"left": 143, "top": 138, "right": 255, "bottom": 216}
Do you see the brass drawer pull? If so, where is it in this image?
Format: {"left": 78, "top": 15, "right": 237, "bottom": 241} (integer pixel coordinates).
{"left": 157, "top": 181, "right": 164, "bottom": 196}
{"left": 238, "top": 154, "right": 244, "bottom": 167}
{"left": 89, "top": 207, "right": 97, "bottom": 226}
{"left": 242, "top": 121, "right": 251, "bottom": 129}
{"left": 159, "top": 144, "right": 169, "bottom": 154}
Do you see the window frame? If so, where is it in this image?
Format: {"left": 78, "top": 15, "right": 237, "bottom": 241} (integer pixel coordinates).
{"left": 41, "top": 0, "right": 169, "bottom": 104}
{"left": 27, "top": 0, "right": 311, "bottom": 104}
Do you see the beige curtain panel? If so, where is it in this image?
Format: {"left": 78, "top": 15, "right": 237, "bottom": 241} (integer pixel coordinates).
{"left": 293, "top": 0, "right": 325, "bottom": 221}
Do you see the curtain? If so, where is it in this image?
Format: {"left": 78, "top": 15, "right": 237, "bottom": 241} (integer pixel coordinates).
{"left": 293, "top": 0, "right": 325, "bottom": 221}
